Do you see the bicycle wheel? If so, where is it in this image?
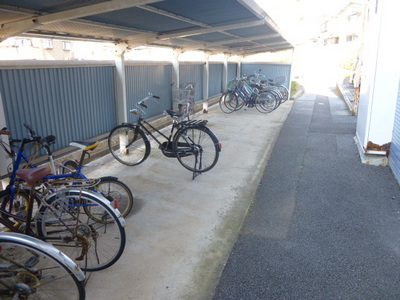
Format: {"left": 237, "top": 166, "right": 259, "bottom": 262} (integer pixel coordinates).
{"left": 36, "top": 189, "right": 126, "bottom": 272}
{"left": 0, "top": 188, "right": 38, "bottom": 232}
{"left": 256, "top": 91, "right": 279, "bottom": 113}
{"left": 108, "top": 124, "right": 150, "bottom": 166}
{"left": 277, "top": 85, "right": 289, "bottom": 103}
{"left": 173, "top": 125, "right": 220, "bottom": 173}
{"left": 0, "top": 232, "right": 85, "bottom": 299}
{"left": 94, "top": 177, "right": 134, "bottom": 219}
{"left": 219, "top": 92, "right": 238, "bottom": 113}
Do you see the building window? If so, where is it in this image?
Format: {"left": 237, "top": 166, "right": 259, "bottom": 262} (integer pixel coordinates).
{"left": 346, "top": 35, "right": 358, "bottom": 42}
{"left": 44, "top": 39, "right": 53, "bottom": 49}
{"left": 62, "top": 41, "right": 72, "bottom": 51}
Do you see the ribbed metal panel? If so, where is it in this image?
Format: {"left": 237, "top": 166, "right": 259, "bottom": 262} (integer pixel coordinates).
{"left": 228, "top": 63, "right": 238, "bottom": 81}
{"left": 0, "top": 66, "right": 115, "bottom": 151}
{"left": 241, "top": 63, "right": 292, "bottom": 88}
{"left": 179, "top": 64, "right": 203, "bottom": 101}
{"left": 125, "top": 63, "right": 172, "bottom": 123}
{"left": 209, "top": 63, "right": 223, "bottom": 97}
{"left": 389, "top": 80, "right": 400, "bottom": 183}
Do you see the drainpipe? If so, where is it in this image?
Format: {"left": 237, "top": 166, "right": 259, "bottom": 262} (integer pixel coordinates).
{"left": 202, "top": 53, "right": 210, "bottom": 113}
{"left": 172, "top": 49, "right": 181, "bottom": 110}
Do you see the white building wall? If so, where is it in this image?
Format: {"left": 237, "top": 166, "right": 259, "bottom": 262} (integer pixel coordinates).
{"left": 356, "top": 0, "right": 400, "bottom": 154}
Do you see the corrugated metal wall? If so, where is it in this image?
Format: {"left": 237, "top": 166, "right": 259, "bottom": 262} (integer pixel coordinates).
{"left": 389, "top": 80, "right": 400, "bottom": 183}
{"left": 241, "top": 62, "right": 292, "bottom": 88}
{"left": 228, "top": 63, "right": 237, "bottom": 81}
{"left": 125, "top": 63, "right": 172, "bottom": 123}
{"left": 0, "top": 65, "right": 115, "bottom": 150}
{"left": 209, "top": 63, "right": 223, "bottom": 97}
{"left": 0, "top": 61, "right": 292, "bottom": 157}
{"left": 179, "top": 63, "right": 203, "bottom": 101}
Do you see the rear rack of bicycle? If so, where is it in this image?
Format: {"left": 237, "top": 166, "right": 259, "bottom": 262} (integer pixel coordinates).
{"left": 180, "top": 120, "right": 208, "bottom": 127}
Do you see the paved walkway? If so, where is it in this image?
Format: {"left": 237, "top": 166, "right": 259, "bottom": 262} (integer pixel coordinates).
{"left": 213, "top": 87, "right": 400, "bottom": 299}
{"left": 83, "top": 98, "right": 294, "bottom": 299}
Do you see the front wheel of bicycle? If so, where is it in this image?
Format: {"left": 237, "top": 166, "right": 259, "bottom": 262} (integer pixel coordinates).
{"left": 0, "top": 232, "right": 85, "bottom": 299}
{"left": 108, "top": 124, "right": 151, "bottom": 166}
{"left": 173, "top": 125, "right": 220, "bottom": 173}
{"left": 219, "top": 92, "right": 238, "bottom": 113}
{"left": 36, "top": 189, "right": 126, "bottom": 272}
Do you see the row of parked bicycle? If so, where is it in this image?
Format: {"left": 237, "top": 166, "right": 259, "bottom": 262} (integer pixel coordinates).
{"left": 0, "top": 90, "right": 222, "bottom": 298}
{"left": 219, "top": 72, "right": 290, "bottom": 114}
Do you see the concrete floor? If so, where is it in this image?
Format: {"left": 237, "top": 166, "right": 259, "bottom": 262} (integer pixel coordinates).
{"left": 82, "top": 101, "right": 294, "bottom": 299}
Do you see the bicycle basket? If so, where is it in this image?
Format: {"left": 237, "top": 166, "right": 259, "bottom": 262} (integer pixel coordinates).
{"left": 172, "top": 87, "right": 191, "bottom": 104}
{"left": 228, "top": 79, "right": 238, "bottom": 91}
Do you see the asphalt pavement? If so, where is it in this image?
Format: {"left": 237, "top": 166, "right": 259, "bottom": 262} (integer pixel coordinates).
{"left": 213, "top": 87, "right": 400, "bottom": 299}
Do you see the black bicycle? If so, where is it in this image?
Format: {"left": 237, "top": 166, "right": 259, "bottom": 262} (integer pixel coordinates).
{"left": 108, "top": 93, "right": 221, "bottom": 179}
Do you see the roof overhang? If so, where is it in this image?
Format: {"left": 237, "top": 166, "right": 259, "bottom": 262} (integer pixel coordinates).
{"left": 0, "top": 0, "right": 293, "bottom": 55}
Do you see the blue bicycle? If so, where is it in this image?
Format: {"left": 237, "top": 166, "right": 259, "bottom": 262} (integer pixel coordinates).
{"left": 219, "top": 78, "right": 279, "bottom": 114}
{"left": 0, "top": 124, "right": 133, "bottom": 220}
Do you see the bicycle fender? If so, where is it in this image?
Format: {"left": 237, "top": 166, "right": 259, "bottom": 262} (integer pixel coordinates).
{"left": 99, "top": 176, "right": 118, "bottom": 181}
{"left": 45, "top": 188, "right": 127, "bottom": 227}
{"left": 0, "top": 232, "right": 86, "bottom": 281}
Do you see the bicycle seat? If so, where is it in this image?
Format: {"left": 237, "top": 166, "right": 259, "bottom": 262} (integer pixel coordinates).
{"left": 16, "top": 166, "right": 52, "bottom": 185}
{"left": 70, "top": 140, "right": 99, "bottom": 151}
{"left": 164, "top": 109, "right": 185, "bottom": 122}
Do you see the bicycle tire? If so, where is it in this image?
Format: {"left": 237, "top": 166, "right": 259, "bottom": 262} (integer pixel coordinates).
{"left": 108, "top": 124, "right": 150, "bottom": 166}
{"left": 256, "top": 91, "right": 278, "bottom": 113}
{"left": 0, "top": 232, "right": 85, "bottom": 299}
{"left": 277, "top": 85, "right": 289, "bottom": 103}
{"left": 0, "top": 188, "right": 38, "bottom": 231}
{"left": 59, "top": 160, "right": 78, "bottom": 174}
{"left": 95, "top": 177, "right": 134, "bottom": 219}
{"left": 219, "top": 92, "right": 238, "bottom": 113}
{"left": 36, "top": 189, "right": 126, "bottom": 272}
{"left": 173, "top": 125, "right": 220, "bottom": 173}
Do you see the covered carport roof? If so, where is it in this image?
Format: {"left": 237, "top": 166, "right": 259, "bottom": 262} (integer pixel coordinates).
{"left": 0, "top": 0, "right": 293, "bottom": 56}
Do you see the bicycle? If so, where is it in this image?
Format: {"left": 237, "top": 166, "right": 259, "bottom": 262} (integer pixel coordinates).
{"left": 219, "top": 79, "right": 278, "bottom": 114}
{"left": 0, "top": 125, "right": 134, "bottom": 219}
{"left": 108, "top": 92, "right": 221, "bottom": 180}
{"left": 0, "top": 231, "right": 86, "bottom": 299}
{"left": 0, "top": 132, "right": 127, "bottom": 272}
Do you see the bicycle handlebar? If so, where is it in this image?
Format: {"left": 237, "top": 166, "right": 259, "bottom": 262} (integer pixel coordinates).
{"left": 134, "top": 92, "right": 160, "bottom": 112}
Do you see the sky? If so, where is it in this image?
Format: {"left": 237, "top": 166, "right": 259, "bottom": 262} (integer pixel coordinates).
{"left": 255, "top": 0, "right": 355, "bottom": 44}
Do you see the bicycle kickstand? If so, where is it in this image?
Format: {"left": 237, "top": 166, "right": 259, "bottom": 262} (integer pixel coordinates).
{"left": 192, "top": 146, "right": 202, "bottom": 180}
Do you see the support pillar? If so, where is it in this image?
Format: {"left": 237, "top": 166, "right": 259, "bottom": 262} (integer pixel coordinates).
{"left": 202, "top": 53, "right": 210, "bottom": 113}
{"left": 115, "top": 44, "right": 128, "bottom": 124}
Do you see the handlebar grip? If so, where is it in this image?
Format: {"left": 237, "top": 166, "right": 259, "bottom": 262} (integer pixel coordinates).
{"left": 23, "top": 123, "right": 35, "bottom": 136}
{"left": 139, "top": 102, "right": 148, "bottom": 109}
{"left": 153, "top": 95, "right": 160, "bottom": 99}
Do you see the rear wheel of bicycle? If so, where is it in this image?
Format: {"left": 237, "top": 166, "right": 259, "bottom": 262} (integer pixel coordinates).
{"left": 173, "top": 125, "right": 220, "bottom": 173}
{"left": 219, "top": 92, "right": 238, "bottom": 113}
{"left": 0, "top": 233, "right": 85, "bottom": 299}
{"left": 95, "top": 177, "right": 134, "bottom": 219}
{"left": 36, "top": 189, "right": 126, "bottom": 272}
{"left": 108, "top": 124, "right": 150, "bottom": 166}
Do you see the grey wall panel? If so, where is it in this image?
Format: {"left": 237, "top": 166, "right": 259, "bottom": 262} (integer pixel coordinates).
{"left": 0, "top": 66, "right": 116, "bottom": 151}
{"left": 389, "top": 80, "right": 400, "bottom": 183}
{"left": 179, "top": 64, "right": 203, "bottom": 101}
{"left": 241, "top": 63, "right": 292, "bottom": 88}
{"left": 209, "top": 63, "right": 223, "bottom": 97}
{"left": 125, "top": 64, "right": 172, "bottom": 123}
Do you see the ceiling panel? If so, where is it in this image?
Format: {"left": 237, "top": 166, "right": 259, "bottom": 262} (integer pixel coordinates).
{"left": 0, "top": 0, "right": 293, "bottom": 55}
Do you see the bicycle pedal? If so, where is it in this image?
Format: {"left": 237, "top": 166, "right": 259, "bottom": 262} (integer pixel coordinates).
{"left": 15, "top": 210, "right": 28, "bottom": 219}
{"left": 25, "top": 256, "right": 39, "bottom": 268}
